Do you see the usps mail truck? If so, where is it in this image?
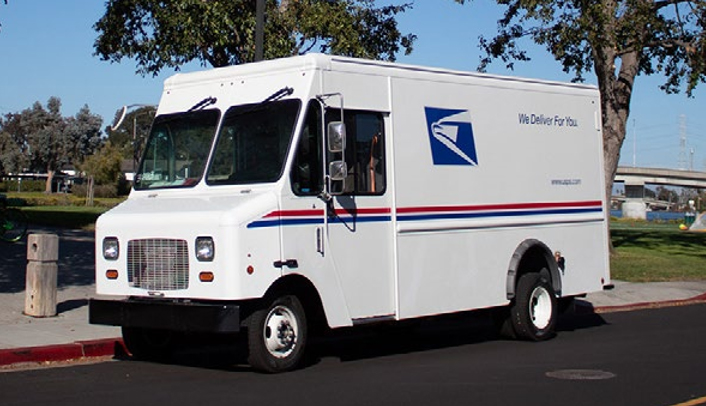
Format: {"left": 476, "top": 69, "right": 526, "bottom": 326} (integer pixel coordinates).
{"left": 90, "top": 53, "right": 611, "bottom": 372}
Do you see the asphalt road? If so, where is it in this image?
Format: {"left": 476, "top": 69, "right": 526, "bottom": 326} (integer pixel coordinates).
{"left": 1, "top": 304, "right": 705, "bottom": 406}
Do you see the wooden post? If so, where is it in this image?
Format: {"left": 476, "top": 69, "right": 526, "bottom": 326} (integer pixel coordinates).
{"left": 25, "top": 233, "right": 59, "bottom": 317}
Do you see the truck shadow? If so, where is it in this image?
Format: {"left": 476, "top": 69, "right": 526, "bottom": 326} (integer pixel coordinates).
{"left": 308, "top": 309, "right": 608, "bottom": 365}
{"left": 141, "top": 308, "right": 608, "bottom": 372}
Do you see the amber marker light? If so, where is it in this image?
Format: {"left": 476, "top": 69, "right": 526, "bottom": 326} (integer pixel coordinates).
{"left": 106, "top": 269, "right": 119, "bottom": 280}
{"left": 199, "top": 272, "right": 215, "bottom": 282}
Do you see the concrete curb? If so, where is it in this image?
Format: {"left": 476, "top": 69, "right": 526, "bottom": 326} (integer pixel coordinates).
{"left": 576, "top": 292, "right": 706, "bottom": 314}
{"left": 0, "top": 338, "right": 126, "bottom": 368}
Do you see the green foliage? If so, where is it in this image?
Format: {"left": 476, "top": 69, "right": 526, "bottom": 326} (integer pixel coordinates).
{"left": 0, "top": 98, "right": 104, "bottom": 180}
{"left": 456, "top": 0, "right": 706, "bottom": 96}
{"left": 94, "top": 0, "right": 416, "bottom": 75}
{"left": 6, "top": 192, "right": 123, "bottom": 208}
{"left": 79, "top": 142, "right": 123, "bottom": 186}
{"left": 71, "top": 183, "right": 118, "bottom": 199}
{"left": 0, "top": 179, "right": 45, "bottom": 193}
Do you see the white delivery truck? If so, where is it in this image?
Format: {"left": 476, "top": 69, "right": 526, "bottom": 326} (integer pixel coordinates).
{"left": 90, "top": 53, "right": 611, "bottom": 372}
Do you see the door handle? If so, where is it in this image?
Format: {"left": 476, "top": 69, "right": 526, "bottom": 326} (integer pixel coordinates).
{"left": 316, "top": 227, "right": 324, "bottom": 256}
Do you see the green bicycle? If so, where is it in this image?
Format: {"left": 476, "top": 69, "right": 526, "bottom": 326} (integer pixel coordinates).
{"left": 0, "top": 196, "right": 28, "bottom": 243}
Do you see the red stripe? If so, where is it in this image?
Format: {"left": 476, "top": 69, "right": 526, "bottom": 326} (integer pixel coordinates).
{"left": 264, "top": 207, "right": 391, "bottom": 218}
{"left": 396, "top": 200, "right": 602, "bottom": 214}
{"left": 264, "top": 209, "right": 323, "bottom": 218}
{"left": 262, "top": 201, "right": 600, "bottom": 219}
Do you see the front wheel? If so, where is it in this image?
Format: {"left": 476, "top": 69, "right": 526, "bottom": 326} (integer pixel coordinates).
{"left": 247, "top": 295, "right": 307, "bottom": 373}
{"left": 508, "top": 272, "right": 558, "bottom": 341}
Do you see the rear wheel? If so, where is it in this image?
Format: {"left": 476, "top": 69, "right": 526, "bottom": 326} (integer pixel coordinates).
{"left": 508, "top": 272, "right": 557, "bottom": 341}
{"left": 247, "top": 295, "right": 307, "bottom": 373}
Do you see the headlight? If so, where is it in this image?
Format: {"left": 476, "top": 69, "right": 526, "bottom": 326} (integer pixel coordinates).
{"left": 103, "top": 237, "right": 119, "bottom": 260}
{"left": 195, "top": 237, "right": 215, "bottom": 262}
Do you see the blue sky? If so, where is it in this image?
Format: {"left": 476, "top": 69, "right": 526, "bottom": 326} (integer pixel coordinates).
{"left": 0, "top": 1, "right": 704, "bottom": 170}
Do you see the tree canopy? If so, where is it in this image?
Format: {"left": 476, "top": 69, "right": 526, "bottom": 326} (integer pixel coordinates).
{"left": 0, "top": 98, "right": 103, "bottom": 192}
{"left": 94, "top": 0, "right": 416, "bottom": 76}
{"left": 455, "top": 0, "right": 706, "bottom": 209}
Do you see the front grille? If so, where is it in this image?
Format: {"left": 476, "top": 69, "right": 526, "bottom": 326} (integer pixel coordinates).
{"left": 127, "top": 239, "right": 189, "bottom": 290}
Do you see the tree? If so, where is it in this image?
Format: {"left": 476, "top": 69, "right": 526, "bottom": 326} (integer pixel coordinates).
{"left": 455, "top": 0, "right": 705, "bottom": 219}
{"left": 64, "top": 105, "right": 104, "bottom": 166}
{"left": 79, "top": 142, "right": 123, "bottom": 206}
{"left": 0, "top": 113, "right": 30, "bottom": 176}
{"left": 25, "top": 97, "right": 65, "bottom": 193}
{"left": 0, "top": 98, "right": 103, "bottom": 192}
{"left": 93, "top": 0, "right": 416, "bottom": 76}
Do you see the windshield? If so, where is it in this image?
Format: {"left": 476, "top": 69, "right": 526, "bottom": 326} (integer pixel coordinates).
{"left": 206, "top": 99, "right": 300, "bottom": 185}
{"left": 134, "top": 109, "right": 219, "bottom": 190}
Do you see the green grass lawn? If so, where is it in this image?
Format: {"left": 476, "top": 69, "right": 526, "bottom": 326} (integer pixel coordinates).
{"left": 610, "top": 227, "right": 706, "bottom": 282}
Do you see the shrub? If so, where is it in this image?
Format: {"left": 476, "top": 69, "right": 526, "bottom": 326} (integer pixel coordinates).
{"left": 71, "top": 184, "right": 118, "bottom": 199}
{"left": 0, "top": 179, "right": 45, "bottom": 192}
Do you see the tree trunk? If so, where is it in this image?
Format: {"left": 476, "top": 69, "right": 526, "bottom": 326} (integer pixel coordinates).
{"left": 595, "top": 47, "right": 640, "bottom": 252}
{"left": 45, "top": 169, "right": 55, "bottom": 193}
{"left": 86, "top": 176, "right": 95, "bottom": 207}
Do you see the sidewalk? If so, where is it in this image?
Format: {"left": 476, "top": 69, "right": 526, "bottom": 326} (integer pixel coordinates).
{"left": 1, "top": 278, "right": 705, "bottom": 368}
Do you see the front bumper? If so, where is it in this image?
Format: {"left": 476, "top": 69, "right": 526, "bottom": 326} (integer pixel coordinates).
{"left": 89, "top": 298, "right": 241, "bottom": 333}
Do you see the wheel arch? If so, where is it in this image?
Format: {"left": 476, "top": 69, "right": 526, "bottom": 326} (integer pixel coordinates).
{"left": 263, "top": 274, "right": 328, "bottom": 333}
{"left": 506, "top": 239, "right": 562, "bottom": 300}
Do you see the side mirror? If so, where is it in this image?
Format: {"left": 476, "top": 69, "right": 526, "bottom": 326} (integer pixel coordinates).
{"left": 329, "top": 161, "right": 348, "bottom": 181}
{"left": 327, "top": 122, "right": 346, "bottom": 152}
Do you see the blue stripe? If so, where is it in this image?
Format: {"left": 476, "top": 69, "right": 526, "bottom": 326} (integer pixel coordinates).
{"left": 330, "top": 215, "right": 392, "bottom": 224}
{"left": 248, "top": 218, "right": 321, "bottom": 229}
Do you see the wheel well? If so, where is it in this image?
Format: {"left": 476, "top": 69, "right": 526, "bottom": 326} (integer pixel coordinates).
{"left": 506, "top": 239, "right": 562, "bottom": 300}
{"left": 264, "top": 274, "right": 328, "bottom": 334}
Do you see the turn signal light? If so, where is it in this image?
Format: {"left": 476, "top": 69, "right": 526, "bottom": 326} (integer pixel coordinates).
{"left": 199, "top": 272, "right": 215, "bottom": 282}
{"left": 106, "top": 269, "right": 119, "bottom": 280}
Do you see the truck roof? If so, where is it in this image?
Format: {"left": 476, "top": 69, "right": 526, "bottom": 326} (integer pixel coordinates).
{"left": 164, "top": 53, "right": 598, "bottom": 92}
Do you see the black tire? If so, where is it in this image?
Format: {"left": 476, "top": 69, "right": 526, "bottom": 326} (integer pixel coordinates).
{"left": 122, "top": 327, "right": 175, "bottom": 362}
{"left": 247, "top": 295, "right": 307, "bottom": 373}
{"left": 1, "top": 208, "right": 28, "bottom": 243}
{"left": 508, "top": 272, "right": 557, "bottom": 341}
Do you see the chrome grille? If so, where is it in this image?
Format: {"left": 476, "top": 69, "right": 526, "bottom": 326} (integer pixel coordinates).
{"left": 127, "top": 239, "right": 189, "bottom": 290}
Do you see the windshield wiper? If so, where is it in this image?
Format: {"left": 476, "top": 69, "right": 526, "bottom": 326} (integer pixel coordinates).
{"left": 262, "top": 87, "right": 294, "bottom": 104}
{"left": 188, "top": 96, "right": 218, "bottom": 112}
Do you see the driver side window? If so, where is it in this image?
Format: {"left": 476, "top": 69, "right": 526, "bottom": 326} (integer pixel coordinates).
{"left": 291, "top": 100, "right": 324, "bottom": 196}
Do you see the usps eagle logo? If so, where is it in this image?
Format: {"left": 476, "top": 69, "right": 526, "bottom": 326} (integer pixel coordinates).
{"left": 424, "top": 107, "right": 478, "bottom": 166}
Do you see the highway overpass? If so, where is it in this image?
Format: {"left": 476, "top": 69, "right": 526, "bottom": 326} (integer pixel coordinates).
{"left": 615, "top": 166, "right": 706, "bottom": 189}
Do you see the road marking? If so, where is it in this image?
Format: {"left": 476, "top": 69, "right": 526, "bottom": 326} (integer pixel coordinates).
{"left": 672, "top": 396, "right": 706, "bottom": 406}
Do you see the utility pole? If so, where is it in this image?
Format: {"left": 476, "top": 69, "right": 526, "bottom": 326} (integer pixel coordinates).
{"left": 678, "top": 114, "right": 687, "bottom": 170}
{"left": 255, "top": 0, "right": 264, "bottom": 62}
